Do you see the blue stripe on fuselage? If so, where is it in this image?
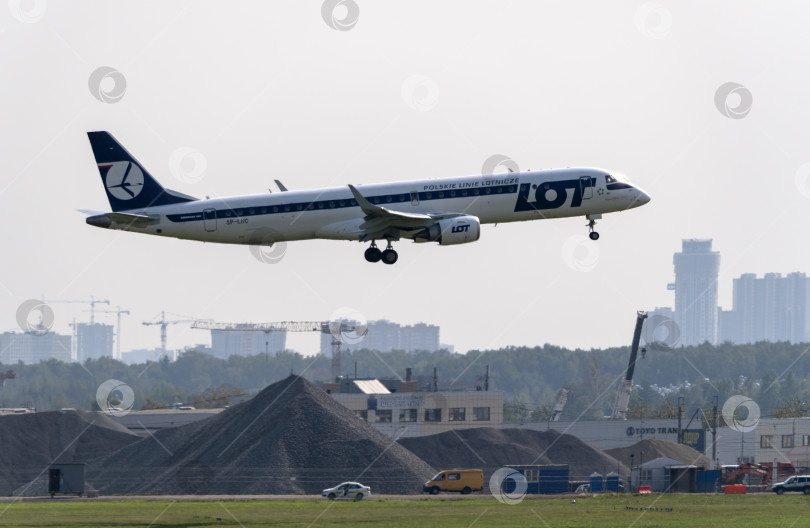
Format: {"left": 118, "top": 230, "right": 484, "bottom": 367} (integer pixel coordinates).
{"left": 165, "top": 183, "right": 519, "bottom": 223}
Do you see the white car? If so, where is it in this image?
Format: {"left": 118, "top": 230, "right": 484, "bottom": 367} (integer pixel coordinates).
{"left": 322, "top": 482, "right": 371, "bottom": 500}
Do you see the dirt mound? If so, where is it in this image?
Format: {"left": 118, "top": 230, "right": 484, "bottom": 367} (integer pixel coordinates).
{"left": 398, "top": 427, "right": 628, "bottom": 484}
{"left": 604, "top": 439, "right": 711, "bottom": 468}
{"left": 89, "top": 375, "right": 435, "bottom": 495}
{"left": 0, "top": 410, "right": 140, "bottom": 495}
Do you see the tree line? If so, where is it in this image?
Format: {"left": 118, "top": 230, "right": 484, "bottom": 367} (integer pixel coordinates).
{"left": 0, "top": 341, "right": 808, "bottom": 421}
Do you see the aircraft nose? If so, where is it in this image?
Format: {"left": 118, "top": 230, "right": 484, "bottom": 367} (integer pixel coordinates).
{"left": 635, "top": 188, "right": 651, "bottom": 206}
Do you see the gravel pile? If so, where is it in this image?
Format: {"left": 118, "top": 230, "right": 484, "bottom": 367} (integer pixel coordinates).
{"left": 399, "top": 427, "right": 629, "bottom": 485}
{"left": 0, "top": 410, "right": 140, "bottom": 495}
{"left": 88, "top": 375, "right": 435, "bottom": 495}
{"left": 604, "top": 439, "right": 711, "bottom": 468}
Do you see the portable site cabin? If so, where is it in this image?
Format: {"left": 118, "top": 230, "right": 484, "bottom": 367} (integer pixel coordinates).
{"left": 631, "top": 457, "right": 698, "bottom": 493}
{"left": 499, "top": 465, "right": 569, "bottom": 495}
{"left": 48, "top": 463, "right": 85, "bottom": 498}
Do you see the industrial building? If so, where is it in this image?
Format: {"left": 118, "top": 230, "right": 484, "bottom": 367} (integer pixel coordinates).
{"left": 323, "top": 374, "right": 502, "bottom": 438}
{"left": 752, "top": 418, "right": 810, "bottom": 468}
{"left": 0, "top": 331, "right": 72, "bottom": 364}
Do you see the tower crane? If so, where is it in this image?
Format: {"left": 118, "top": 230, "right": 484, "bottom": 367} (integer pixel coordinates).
{"left": 89, "top": 306, "right": 130, "bottom": 360}
{"left": 191, "top": 320, "right": 367, "bottom": 379}
{"left": 610, "top": 311, "right": 648, "bottom": 420}
{"left": 42, "top": 296, "right": 110, "bottom": 324}
{"left": 143, "top": 311, "right": 197, "bottom": 357}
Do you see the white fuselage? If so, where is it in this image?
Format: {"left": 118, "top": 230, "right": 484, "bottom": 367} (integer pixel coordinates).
{"left": 103, "top": 167, "right": 649, "bottom": 245}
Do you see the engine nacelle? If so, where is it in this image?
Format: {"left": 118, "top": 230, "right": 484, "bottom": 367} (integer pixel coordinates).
{"left": 414, "top": 215, "right": 481, "bottom": 246}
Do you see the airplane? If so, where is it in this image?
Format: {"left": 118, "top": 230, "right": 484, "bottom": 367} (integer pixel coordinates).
{"left": 83, "top": 131, "right": 651, "bottom": 264}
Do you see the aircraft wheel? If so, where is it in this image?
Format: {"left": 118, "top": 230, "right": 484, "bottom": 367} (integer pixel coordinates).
{"left": 381, "top": 249, "right": 398, "bottom": 265}
{"left": 589, "top": 231, "right": 600, "bottom": 241}
{"left": 365, "top": 247, "right": 382, "bottom": 263}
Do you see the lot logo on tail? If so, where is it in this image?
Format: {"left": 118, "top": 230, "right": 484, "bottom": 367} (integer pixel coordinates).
{"left": 101, "top": 161, "right": 144, "bottom": 200}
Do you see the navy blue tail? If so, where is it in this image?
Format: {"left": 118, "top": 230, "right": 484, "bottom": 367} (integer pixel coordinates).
{"left": 87, "top": 131, "right": 197, "bottom": 212}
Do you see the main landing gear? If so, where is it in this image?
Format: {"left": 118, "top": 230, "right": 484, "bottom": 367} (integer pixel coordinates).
{"left": 364, "top": 241, "right": 398, "bottom": 265}
{"left": 586, "top": 214, "right": 601, "bottom": 241}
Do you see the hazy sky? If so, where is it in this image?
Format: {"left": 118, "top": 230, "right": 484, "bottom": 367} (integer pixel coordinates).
{"left": 2, "top": 1, "right": 810, "bottom": 359}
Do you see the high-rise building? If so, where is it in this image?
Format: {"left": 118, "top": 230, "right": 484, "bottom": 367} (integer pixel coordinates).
{"left": 76, "top": 323, "right": 114, "bottom": 361}
{"left": 210, "top": 329, "right": 287, "bottom": 358}
{"left": 320, "top": 320, "right": 441, "bottom": 354}
{"left": 726, "top": 272, "right": 808, "bottom": 344}
{"left": 0, "top": 331, "right": 72, "bottom": 364}
{"left": 671, "top": 239, "right": 721, "bottom": 346}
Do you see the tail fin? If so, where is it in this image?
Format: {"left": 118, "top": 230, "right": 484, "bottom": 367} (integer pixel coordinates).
{"left": 87, "top": 131, "right": 197, "bottom": 212}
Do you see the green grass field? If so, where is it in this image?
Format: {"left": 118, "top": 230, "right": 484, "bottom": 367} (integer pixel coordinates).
{"left": 0, "top": 494, "right": 808, "bottom": 528}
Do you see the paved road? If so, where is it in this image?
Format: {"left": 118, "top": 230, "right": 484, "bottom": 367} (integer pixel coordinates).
{"left": 0, "top": 493, "right": 491, "bottom": 503}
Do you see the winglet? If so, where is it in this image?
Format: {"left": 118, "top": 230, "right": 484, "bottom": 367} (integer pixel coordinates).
{"left": 348, "top": 184, "right": 383, "bottom": 216}
{"left": 274, "top": 179, "right": 288, "bottom": 192}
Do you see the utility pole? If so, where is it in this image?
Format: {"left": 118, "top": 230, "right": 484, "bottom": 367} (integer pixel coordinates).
{"left": 677, "top": 396, "right": 685, "bottom": 444}
{"left": 712, "top": 396, "right": 718, "bottom": 469}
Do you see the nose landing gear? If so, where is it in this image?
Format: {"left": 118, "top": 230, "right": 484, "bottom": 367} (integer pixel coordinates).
{"left": 365, "top": 241, "right": 398, "bottom": 264}
{"left": 586, "top": 214, "right": 601, "bottom": 241}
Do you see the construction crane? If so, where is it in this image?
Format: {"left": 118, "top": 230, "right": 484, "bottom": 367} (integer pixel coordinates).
{"left": 610, "top": 311, "right": 648, "bottom": 420}
{"left": 43, "top": 296, "right": 110, "bottom": 324}
{"left": 143, "top": 311, "right": 197, "bottom": 357}
{"left": 550, "top": 388, "right": 570, "bottom": 422}
{"left": 90, "top": 306, "right": 130, "bottom": 360}
{"left": 191, "top": 320, "right": 367, "bottom": 379}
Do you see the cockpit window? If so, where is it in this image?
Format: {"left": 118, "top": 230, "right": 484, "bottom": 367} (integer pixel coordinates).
{"left": 605, "top": 175, "right": 616, "bottom": 184}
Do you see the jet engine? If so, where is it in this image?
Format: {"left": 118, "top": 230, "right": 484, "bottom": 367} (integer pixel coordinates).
{"left": 414, "top": 215, "right": 481, "bottom": 245}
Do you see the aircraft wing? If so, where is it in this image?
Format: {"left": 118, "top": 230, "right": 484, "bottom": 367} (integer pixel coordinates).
{"left": 347, "top": 184, "right": 462, "bottom": 241}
